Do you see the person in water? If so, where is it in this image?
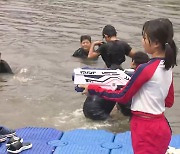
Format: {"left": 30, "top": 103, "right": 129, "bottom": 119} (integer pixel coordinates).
{"left": 0, "top": 53, "right": 13, "bottom": 74}
{"left": 80, "top": 18, "right": 177, "bottom": 154}
{"left": 87, "top": 24, "right": 136, "bottom": 69}
{"left": 72, "top": 35, "right": 92, "bottom": 58}
{"left": 83, "top": 51, "right": 150, "bottom": 120}
{"left": 117, "top": 51, "right": 150, "bottom": 117}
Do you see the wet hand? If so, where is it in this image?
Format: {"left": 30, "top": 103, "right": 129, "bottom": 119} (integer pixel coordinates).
{"left": 79, "top": 84, "right": 88, "bottom": 95}
{"left": 93, "top": 40, "right": 104, "bottom": 46}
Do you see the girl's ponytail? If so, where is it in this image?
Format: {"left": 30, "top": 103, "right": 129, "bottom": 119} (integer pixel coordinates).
{"left": 164, "top": 40, "right": 177, "bottom": 70}
{"left": 142, "top": 18, "right": 178, "bottom": 70}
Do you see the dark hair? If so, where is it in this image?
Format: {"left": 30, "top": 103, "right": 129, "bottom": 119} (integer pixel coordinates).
{"left": 102, "top": 25, "right": 117, "bottom": 38}
{"left": 80, "top": 35, "right": 91, "bottom": 43}
{"left": 142, "top": 18, "right": 178, "bottom": 70}
{"left": 132, "top": 51, "right": 150, "bottom": 65}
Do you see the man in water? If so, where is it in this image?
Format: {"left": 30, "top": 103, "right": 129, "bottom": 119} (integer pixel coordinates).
{"left": 87, "top": 25, "right": 135, "bottom": 69}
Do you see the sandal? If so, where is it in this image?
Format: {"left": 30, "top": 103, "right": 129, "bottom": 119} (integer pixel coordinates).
{"left": 7, "top": 140, "right": 32, "bottom": 153}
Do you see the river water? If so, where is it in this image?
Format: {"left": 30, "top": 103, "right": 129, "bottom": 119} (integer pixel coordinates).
{"left": 0, "top": 0, "right": 180, "bottom": 134}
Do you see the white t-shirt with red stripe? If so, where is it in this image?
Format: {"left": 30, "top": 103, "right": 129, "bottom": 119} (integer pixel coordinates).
{"left": 88, "top": 58, "right": 174, "bottom": 115}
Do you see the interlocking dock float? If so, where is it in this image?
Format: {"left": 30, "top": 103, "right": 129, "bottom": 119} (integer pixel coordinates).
{"left": 0, "top": 127, "right": 180, "bottom": 154}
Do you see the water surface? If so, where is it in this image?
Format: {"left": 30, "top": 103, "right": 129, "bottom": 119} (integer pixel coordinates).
{"left": 0, "top": 0, "right": 180, "bottom": 134}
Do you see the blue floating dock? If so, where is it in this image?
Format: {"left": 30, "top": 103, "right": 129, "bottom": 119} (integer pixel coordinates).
{"left": 0, "top": 127, "right": 180, "bottom": 154}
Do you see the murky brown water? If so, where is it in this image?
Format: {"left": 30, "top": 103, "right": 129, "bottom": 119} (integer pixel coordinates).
{"left": 0, "top": 0, "right": 180, "bottom": 134}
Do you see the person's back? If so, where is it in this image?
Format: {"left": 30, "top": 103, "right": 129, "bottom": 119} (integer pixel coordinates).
{"left": 98, "top": 40, "right": 132, "bottom": 69}
{"left": 131, "top": 60, "right": 172, "bottom": 114}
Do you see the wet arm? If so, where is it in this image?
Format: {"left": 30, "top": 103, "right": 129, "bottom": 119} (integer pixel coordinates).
{"left": 88, "top": 41, "right": 101, "bottom": 59}
{"left": 128, "top": 49, "right": 136, "bottom": 58}
{"left": 87, "top": 61, "right": 161, "bottom": 104}
{"left": 88, "top": 66, "right": 150, "bottom": 104}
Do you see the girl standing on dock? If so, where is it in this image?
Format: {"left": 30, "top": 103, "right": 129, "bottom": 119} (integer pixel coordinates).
{"left": 80, "top": 18, "right": 178, "bottom": 154}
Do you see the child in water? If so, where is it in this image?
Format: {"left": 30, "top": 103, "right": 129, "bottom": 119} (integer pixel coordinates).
{"left": 80, "top": 18, "right": 177, "bottom": 154}
{"left": 117, "top": 51, "right": 150, "bottom": 117}
{"left": 72, "top": 35, "right": 92, "bottom": 58}
{"left": 83, "top": 51, "right": 150, "bottom": 120}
